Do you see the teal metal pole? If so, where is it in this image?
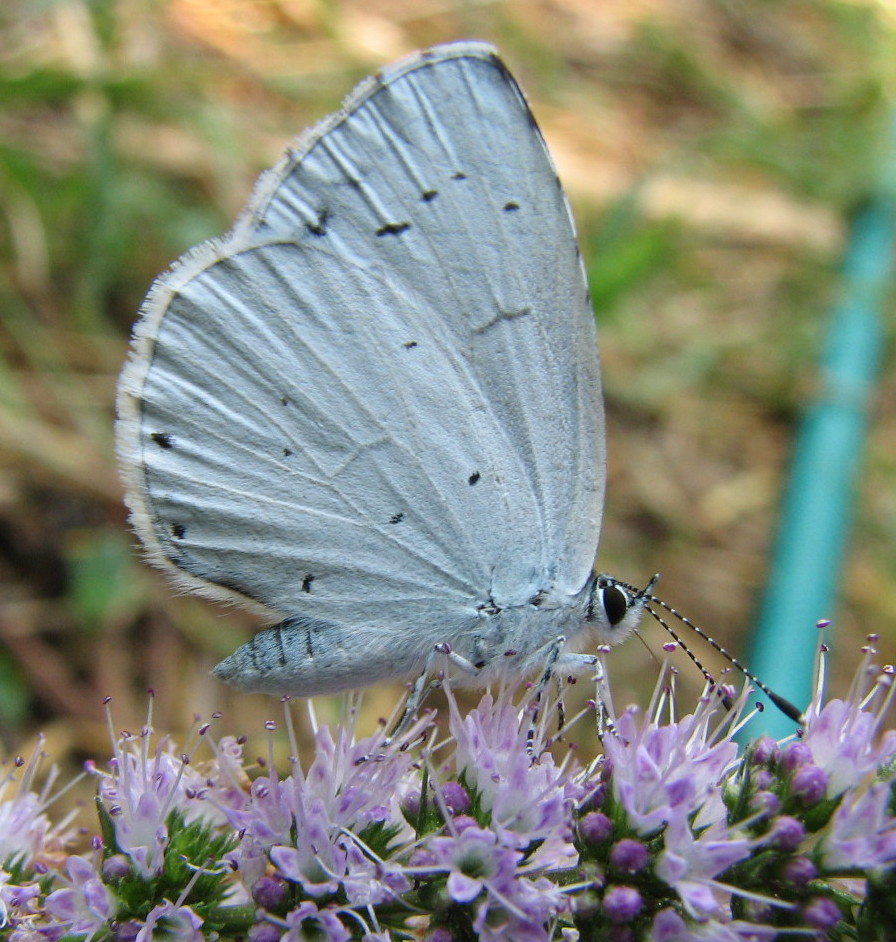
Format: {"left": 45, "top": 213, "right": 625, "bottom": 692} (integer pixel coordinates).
{"left": 747, "top": 188, "right": 896, "bottom": 739}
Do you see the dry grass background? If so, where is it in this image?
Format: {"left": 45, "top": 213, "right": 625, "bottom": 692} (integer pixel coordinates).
{"left": 1, "top": 0, "right": 895, "bottom": 780}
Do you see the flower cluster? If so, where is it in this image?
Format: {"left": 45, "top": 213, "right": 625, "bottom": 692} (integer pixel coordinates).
{"left": 1, "top": 632, "right": 895, "bottom": 940}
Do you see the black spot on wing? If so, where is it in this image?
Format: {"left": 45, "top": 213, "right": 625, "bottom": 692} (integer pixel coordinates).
{"left": 151, "top": 432, "right": 173, "bottom": 449}
{"left": 468, "top": 471, "right": 480, "bottom": 485}
{"left": 306, "top": 209, "right": 329, "bottom": 237}
{"left": 171, "top": 523, "right": 186, "bottom": 539}
{"left": 376, "top": 221, "right": 411, "bottom": 237}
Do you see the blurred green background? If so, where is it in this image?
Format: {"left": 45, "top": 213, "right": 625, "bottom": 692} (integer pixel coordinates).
{"left": 1, "top": 0, "right": 895, "bottom": 767}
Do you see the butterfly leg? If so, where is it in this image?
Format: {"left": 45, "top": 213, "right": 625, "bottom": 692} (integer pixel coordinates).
{"left": 524, "top": 640, "right": 603, "bottom": 755}
{"left": 377, "top": 642, "right": 480, "bottom": 754}
{"left": 529, "top": 645, "right": 627, "bottom": 753}
{"left": 526, "top": 635, "right": 566, "bottom": 756}
{"left": 589, "top": 650, "right": 619, "bottom": 738}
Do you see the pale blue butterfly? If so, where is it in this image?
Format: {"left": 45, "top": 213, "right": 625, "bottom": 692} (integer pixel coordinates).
{"left": 116, "top": 42, "right": 651, "bottom": 697}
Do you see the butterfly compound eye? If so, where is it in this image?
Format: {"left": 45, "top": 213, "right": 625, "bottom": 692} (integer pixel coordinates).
{"left": 601, "top": 583, "right": 631, "bottom": 627}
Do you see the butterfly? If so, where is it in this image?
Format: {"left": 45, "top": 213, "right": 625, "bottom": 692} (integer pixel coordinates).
{"left": 115, "top": 41, "right": 651, "bottom": 697}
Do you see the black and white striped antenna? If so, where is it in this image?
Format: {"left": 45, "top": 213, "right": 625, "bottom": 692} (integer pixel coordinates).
{"left": 615, "top": 575, "right": 805, "bottom": 724}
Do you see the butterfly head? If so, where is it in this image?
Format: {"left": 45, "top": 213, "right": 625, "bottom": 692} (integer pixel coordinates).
{"left": 585, "top": 572, "right": 660, "bottom": 644}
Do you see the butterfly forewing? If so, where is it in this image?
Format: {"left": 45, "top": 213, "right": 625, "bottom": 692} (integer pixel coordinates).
{"left": 116, "top": 42, "right": 604, "bottom": 677}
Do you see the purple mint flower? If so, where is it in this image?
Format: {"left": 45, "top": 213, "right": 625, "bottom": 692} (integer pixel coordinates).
{"left": 0, "top": 873, "right": 40, "bottom": 924}
{"left": 429, "top": 825, "right": 521, "bottom": 904}
{"left": 252, "top": 874, "right": 288, "bottom": 909}
{"left": 135, "top": 901, "right": 203, "bottom": 942}
{"left": 93, "top": 711, "right": 253, "bottom": 879}
{"left": 12, "top": 637, "right": 896, "bottom": 942}
{"left": 446, "top": 687, "right": 581, "bottom": 860}
{"left": 801, "top": 896, "right": 841, "bottom": 930}
{"left": 96, "top": 738, "right": 187, "bottom": 878}
{"left": 341, "top": 841, "right": 410, "bottom": 906}
{"left": 7, "top": 929, "right": 44, "bottom": 942}
{"left": 44, "top": 855, "right": 115, "bottom": 936}
{"left": 781, "top": 855, "right": 816, "bottom": 887}
{"left": 0, "top": 736, "right": 73, "bottom": 870}
{"left": 748, "top": 790, "right": 780, "bottom": 818}
{"left": 655, "top": 818, "right": 751, "bottom": 920}
{"left": 442, "top": 781, "right": 470, "bottom": 815}
{"left": 113, "top": 919, "right": 142, "bottom": 941}
{"left": 401, "top": 789, "right": 421, "bottom": 818}
{"left": 610, "top": 838, "right": 649, "bottom": 874}
{"left": 230, "top": 710, "right": 429, "bottom": 901}
{"left": 768, "top": 815, "right": 804, "bottom": 851}
{"left": 424, "top": 823, "right": 567, "bottom": 941}
{"left": 790, "top": 765, "right": 827, "bottom": 806}
{"left": 269, "top": 800, "right": 409, "bottom": 906}
{"left": 228, "top": 837, "right": 274, "bottom": 898}
{"left": 270, "top": 802, "right": 347, "bottom": 897}
{"left": 579, "top": 811, "right": 613, "bottom": 845}
{"left": 471, "top": 872, "right": 567, "bottom": 942}
{"left": 0, "top": 790, "right": 51, "bottom": 873}
{"left": 581, "top": 783, "right": 606, "bottom": 811}
{"left": 820, "top": 781, "right": 896, "bottom": 870}
{"left": 798, "top": 650, "right": 896, "bottom": 798}
{"left": 603, "top": 885, "right": 642, "bottom": 923}
{"left": 204, "top": 734, "right": 254, "bottom": 820}
{"left": 801, "top": 692, "right": 896, "bottom": 797}
{"left": 282, "top": 901, "right": 350, "bottom": 942}
{"left": 650, "top": 909, "right": 688, "bottom": 941}
{"left": 294, "top": 719, "right": 428, "bottom": 832}
{"left": 248, "top": 922, "right": 282, "bottom": 942}
{"left": 781, "top": 741, "right": 812, "bottom": 772}
{"left": 649, "top": 907, "right": 777, "bottom": 941}
{"left": 603, "top": 700, "right": 738, "bottom": 837}
{"left": 226, "top": 774, "right": 293, "bottom": 889}
{"left": 453, "top": 814, "right": 480, "bottom": 833}
{"left": 102, "top": 854, "right": 132, "bottom": 881}
{"left": 243, "top": 775, "right": 293, "bottom": 844}
{"left": 749, "top": 737, "right": 777, "bottom": 766}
